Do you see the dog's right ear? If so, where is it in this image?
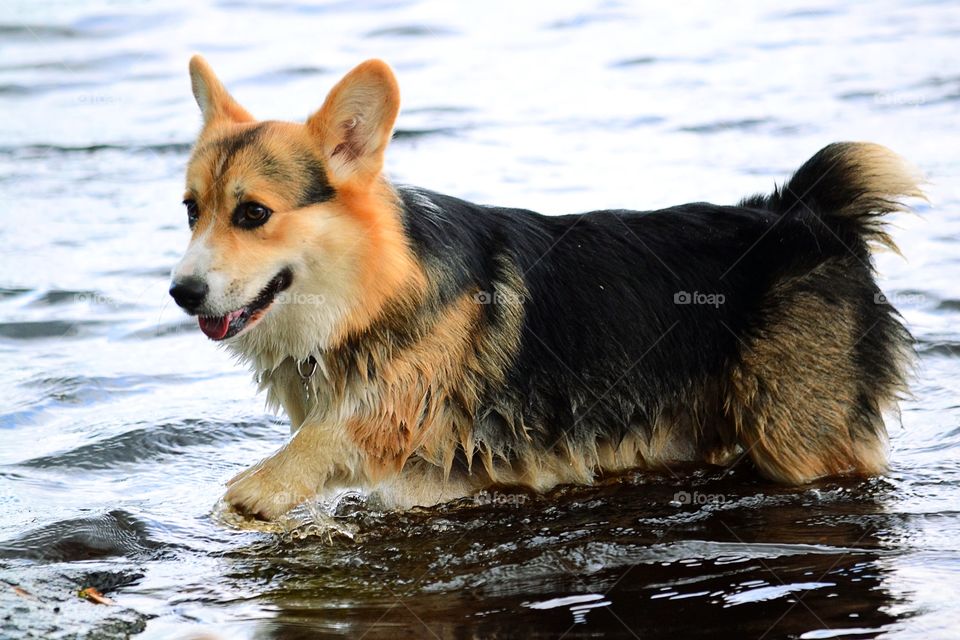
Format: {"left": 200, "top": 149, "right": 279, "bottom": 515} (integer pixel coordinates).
{"left": 188, "top": 55, "right": 254, "bottom": 125}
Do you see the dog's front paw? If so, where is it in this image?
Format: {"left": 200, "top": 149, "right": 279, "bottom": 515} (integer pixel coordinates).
{"left": 223, "top": 461, "right": 317, "bottom": 520}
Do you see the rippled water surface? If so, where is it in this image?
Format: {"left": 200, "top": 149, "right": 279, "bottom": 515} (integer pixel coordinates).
{"left": 2, "top": 1, "right": 959, "bottom": 638}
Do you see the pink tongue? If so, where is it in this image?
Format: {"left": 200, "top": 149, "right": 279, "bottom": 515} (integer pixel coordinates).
{"left": 198, "top": 310, "right": 243, "bottom": 340}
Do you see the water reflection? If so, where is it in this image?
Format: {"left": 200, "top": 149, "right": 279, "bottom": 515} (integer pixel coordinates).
{"left": 199, "top": 472, "right": 909, "bottom": 638}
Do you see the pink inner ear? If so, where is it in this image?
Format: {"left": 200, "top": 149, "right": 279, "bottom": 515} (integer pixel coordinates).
{"left": 331, "top": 120, "right": 361, "bottom": 161}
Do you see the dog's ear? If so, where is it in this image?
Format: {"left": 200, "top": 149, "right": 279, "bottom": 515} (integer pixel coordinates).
{"left": 188, "top": 55, "right": 254, "bottom": 125}
{"left": 306, "top": 59, "right": 400, "bottom": 186}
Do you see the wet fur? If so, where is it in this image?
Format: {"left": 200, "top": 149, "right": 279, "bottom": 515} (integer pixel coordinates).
{"left": 173, "top": 57, "right": 922, "bottom": 518}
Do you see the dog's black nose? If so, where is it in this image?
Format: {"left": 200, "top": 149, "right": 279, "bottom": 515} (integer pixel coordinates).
{"left": 169, "top": 277, "right": 209, "bottom": 311}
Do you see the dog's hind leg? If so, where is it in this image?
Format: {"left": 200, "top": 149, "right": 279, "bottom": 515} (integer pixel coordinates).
{"left": 726, "top": 259, "right": 910, "bottom": 483}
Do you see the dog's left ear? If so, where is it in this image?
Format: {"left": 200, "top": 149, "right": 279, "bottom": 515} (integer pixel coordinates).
{"left": 307, "top": 59, "right": 400, "bottom": 186}
{"left": 189, "top": 55, "right": 254, "bottom": 125}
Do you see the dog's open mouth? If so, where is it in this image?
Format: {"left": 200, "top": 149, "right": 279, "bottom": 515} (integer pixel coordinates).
{"left": 198, "top": 268, "right": 293, "bottom": 341}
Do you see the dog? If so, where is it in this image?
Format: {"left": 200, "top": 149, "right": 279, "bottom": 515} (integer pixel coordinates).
{"left": 169, "top": 56, "right": 922, "bottom": 520}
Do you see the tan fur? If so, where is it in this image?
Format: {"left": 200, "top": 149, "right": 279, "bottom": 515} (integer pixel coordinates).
{"left": 189, "top": 55, "right": 253, "bottom": 125}
{"left": 328, "top": 184, "right": 428, "bottom": 347}
{"left": 345, "top": 293, "right": 483, "bottom": 476}
{"left": 726, "top": 264, "right": 894, "bottom": 483}
{"left": 831, "top": 142, "right": 926, "bottom": 254}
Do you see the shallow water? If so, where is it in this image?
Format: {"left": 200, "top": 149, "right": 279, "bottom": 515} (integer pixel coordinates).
{"left": 2, "top": 0, "right": 960, "bottom": 638}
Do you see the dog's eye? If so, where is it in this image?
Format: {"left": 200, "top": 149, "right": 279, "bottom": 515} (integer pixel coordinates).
{"left": 233, "top": 202, "right": 273, "bottom": 229}
{"left": 183, "top": 199, "right": 199, "bottom": 228}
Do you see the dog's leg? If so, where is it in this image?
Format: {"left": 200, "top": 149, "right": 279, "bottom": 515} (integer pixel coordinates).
{"left": 224, "top": 423, "right": 362, "bottom": 520}
{"left": 726, "top": 259, "right": 908, "bottom": 483}
{"left": 371, "top": 456, "right": 484, "bottom": 509}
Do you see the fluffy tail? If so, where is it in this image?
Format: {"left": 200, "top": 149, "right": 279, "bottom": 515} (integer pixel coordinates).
{"left": 742, "top": 142, "right": 924, "bottom": 255}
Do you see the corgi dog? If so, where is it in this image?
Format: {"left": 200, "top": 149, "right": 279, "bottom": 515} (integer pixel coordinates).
{"left": 170, "top": 56, "right": 921, "bottom": 520}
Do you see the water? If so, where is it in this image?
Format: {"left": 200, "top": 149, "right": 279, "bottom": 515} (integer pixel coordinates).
{"left": 1, "top": 0, "right": 959, "bottom": 637}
